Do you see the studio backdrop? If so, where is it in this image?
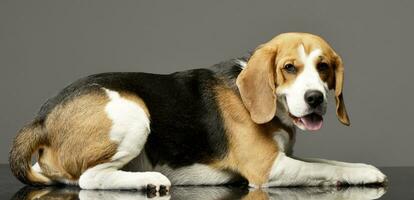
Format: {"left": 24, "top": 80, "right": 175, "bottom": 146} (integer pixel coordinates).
{"left": 0, "top": 0, "right": 413, "bottom": 166}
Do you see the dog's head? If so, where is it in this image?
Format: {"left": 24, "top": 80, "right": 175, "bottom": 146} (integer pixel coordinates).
{"left": 236, "top": 32, "right": 349, "bottom": 131}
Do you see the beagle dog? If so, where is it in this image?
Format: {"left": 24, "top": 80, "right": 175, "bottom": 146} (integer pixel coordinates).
{"left": 10, "top": 33, "right": 386, "bottom": 192}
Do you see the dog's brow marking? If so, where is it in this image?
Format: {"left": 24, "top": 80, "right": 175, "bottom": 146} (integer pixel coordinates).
{"left": 298, "top": 44, "right": 321, "bottom": 65}
{"left": 297, "top": 45, "right": 323, "bottom": 90}
{"left": 298, "top": 45, "right": 307, "bottom": 62}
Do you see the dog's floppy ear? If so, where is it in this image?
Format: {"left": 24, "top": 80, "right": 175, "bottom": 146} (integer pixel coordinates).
{"left": 236, "top": 46, "right": 277, "bottom": 124}
{"left": 333, "top": 54, "right": 350, "bottom": 126}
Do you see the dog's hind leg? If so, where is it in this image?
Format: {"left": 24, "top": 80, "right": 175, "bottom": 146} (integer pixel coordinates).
{"left": 79, "top": 89, "right": 171, "bottom": 191}
{"left": 79, "top": 162, "right": 171, "bottom": 191}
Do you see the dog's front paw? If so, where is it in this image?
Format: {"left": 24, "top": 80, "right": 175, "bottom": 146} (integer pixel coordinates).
{"left": 142, "top": 172, "right": 171, "bottom": 197}
{"left": 339, "top": 166, "right": 387, "bottom": 185}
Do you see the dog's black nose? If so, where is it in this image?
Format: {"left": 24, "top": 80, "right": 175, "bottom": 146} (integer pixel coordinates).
{"left": 305, "top": 90, "right": 324, "bottom": 108}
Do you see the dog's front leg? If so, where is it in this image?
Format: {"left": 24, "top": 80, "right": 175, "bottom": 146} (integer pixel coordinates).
{"left": 263, "top": 153, "right": 387, "bottom": 187}
{"left": 295, "top": 157, "right": 381, "bottom": 170}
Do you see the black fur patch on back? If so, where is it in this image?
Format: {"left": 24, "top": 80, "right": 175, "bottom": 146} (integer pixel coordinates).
{"left": 36, "top": 66, "right": 243, "bottom": 168}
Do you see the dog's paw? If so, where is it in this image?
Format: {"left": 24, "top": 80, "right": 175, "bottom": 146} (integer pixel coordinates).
{"left": 142, "top": 172, "right": 171, "bottom": 197}
{"left": 146, "top": 184, "right": 170, "bottom": 198}
{"left": 339, "top": 166, "right": 387, "bottom": 185}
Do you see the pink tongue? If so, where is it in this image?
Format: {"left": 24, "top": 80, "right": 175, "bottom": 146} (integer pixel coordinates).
{"left": 300, "top": 114, "right": 323, "bottom": 131}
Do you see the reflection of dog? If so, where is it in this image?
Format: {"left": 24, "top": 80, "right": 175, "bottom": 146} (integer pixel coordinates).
{"left": 12, "top": 186, "right": 386, "bottom": 200}
{"left": 10, "top": 33, "right": 386, "bottom": 192}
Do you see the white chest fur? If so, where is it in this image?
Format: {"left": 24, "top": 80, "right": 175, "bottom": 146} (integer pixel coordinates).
{"left": 273, "top": 129, "right": 295, "bottom": 156}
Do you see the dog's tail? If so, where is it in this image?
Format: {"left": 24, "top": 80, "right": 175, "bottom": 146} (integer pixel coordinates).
{"left": 9, "top": 119, "right": 52, "bottom": 185}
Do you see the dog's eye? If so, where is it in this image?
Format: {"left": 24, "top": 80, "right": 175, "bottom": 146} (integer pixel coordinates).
{"left": 317, "top": 62, "right": 329, "bottom": 72}
{"left": 284, "top": 64, "right": 297, "bottom": 73}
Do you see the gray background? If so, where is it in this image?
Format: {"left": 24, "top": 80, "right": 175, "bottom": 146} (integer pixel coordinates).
{"left": 0, "top": 0, "right": 413, "bottom": 166}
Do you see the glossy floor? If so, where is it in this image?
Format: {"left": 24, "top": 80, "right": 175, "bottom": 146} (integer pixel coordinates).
{"left": 1, "top": 165, "right": 413, "bottom": 200}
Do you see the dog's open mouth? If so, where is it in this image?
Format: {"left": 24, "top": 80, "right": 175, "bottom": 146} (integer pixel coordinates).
{"left": 290, "top": 113, "right": 323, "bottom": 131}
